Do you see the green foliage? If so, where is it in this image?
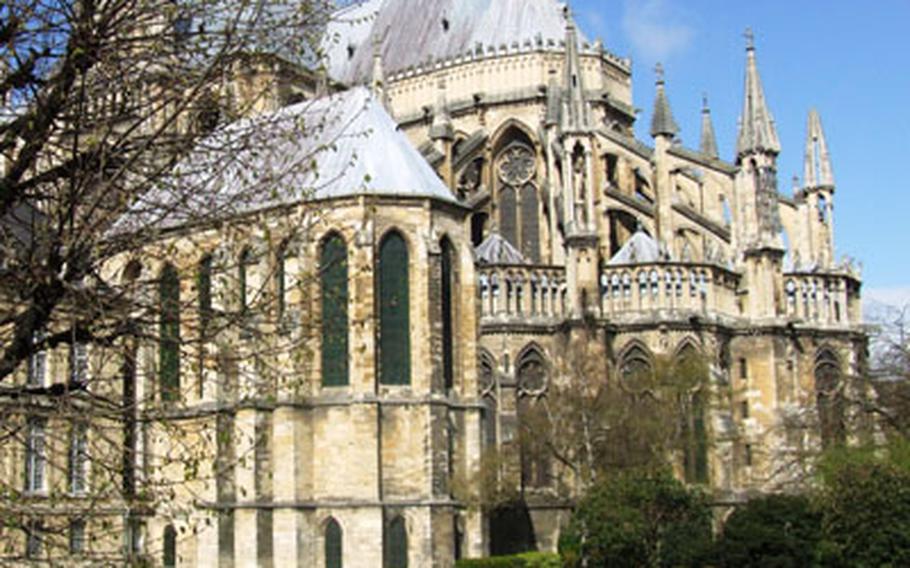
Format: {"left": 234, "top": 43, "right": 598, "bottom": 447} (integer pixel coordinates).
{"left": 815, "top": 443, "right": 910, "bottom": 567}
{"left": 559, "top": 468, "right": 712, "bottom": 568}
{"left": 455, "top": 552, "right": 560, "bottom": 568}
{"left": 713, "top": 494, "right": 821, "bottom": 568}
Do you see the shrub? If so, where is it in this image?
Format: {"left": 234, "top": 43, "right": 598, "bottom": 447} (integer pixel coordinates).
{"left": 455, "top": 552, "right": 560, "bottom": 568}
{"left": 713, "top": 493, "right": 821, "bottom": 567}
{"left": 559, "top": 468, "right": 712, "bottom": 567}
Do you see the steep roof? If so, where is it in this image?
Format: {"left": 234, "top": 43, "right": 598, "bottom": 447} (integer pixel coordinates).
{"left": 324, "top": 0, "right": 580, "bottom": 84}
{"left": 649, "top": 69, "right": 679, "bottom": 139}
{"left": 475, "top": 233, "right": 527, "bottom": 265}
{"left": 607, "top": 231, "right": 662, "bottom": 266}
{"left": 117, "top": 87, "right": 456, "bottom": 233}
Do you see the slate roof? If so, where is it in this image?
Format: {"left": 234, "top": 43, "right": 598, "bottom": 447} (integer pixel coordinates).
{"left": 475, "top": 233, "right": 527, "bottom": 265}
{"left": 117, "top": 87, "right": 456, "bottom": 233}
{"left": 323, "top": 0, "right": 580, "bottom": 84}
{"left": 607, "top": 230, "right": 662, "bottom": 266}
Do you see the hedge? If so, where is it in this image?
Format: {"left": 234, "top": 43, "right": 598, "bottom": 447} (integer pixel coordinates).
{"left": 456, "top": 551, "right": 562, "bottom": 568}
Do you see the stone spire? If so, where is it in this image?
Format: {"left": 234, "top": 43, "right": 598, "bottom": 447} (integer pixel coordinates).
{"left": 803, "top": 109, "right": 835, "bottom": 188}
{"left": 699, "top": 95, "right": 719, "bottom": 158}
{"left": 429, "top": 78, "right": 453, "bottom": 141}
{"left": 736, "top": 29, "right": 781, "bottom": 159}
{"left": 650, "top": 63, "right": 679, "bottom": 139}
{"left": 563, "top": 7, "right": 589, "bottom": 130}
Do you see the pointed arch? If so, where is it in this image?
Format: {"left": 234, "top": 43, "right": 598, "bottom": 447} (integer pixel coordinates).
{"left": 516, "top": 343, "right": 550, "bottom": 488}
{"left": 490, "top": 119, "right": 537, "bottom": 155}
{"left": 815, "top": 348, "right": 844, "bottom": 448}
{"left": 159, "top": 264, "right": 181, "bottom": 403}
{"left": 321, "top": 233, "right": 349, "bottom": 387}
{"left": 618, "top": 341, "right": 654, "bottom": 391}
{"left": 378, "top": 230, "right": 410, "bottom": 385}
{"left": 383, "top": 515, "right": 408, "bottom": 568}
{"left": 324, "top": 517, "right": 343, "bottom": 568}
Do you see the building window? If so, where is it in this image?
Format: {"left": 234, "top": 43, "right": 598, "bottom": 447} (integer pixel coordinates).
{"left": 677, "top": 347, "right": 708, "bottom": 485}
{"left": 70, "top": 342, "right": 88, "bottom": 385}
{"left": 197, "top": 255, "right": 213, "bottom": 338}
{"left": 744, "top": 443, "right": 753, "bottom": 467}
{"left": 499, "top": 186, "right": 517, "bottom": 249}
{"left": 69, "top": 519, "right": 86, "bottom": 555}
{"left": 159, "top": 264, "right": 181, "bottom": 403}
{"left": 741, "top": 400, "right": 750, "bottom": 420}
{"left": 384, "top": 515, "right": 408, "bottom": 568}
{"left": 25, "top": 521, "right": 42, "bottom": 558}
{"left": 739, "top": 357, "right": 748, "bottom": 380}
{"left": 378, "top": 232, "right": 410, "bottom": 385}
{"left": 321, "top": 234, "right": 349, "bottom": 387}
{"left": 163, "top": 524, "right": 177, "bottom": 568}
{"left": 276, "top": 243, "right": 288, "bottom": 322}
{"left": 440, "top": 239, "right": 455, "bottom": 391}
{"left": 69, "top": 423, "right": 89, "bottom": 495}
{"left": 620, "top": 346, "right": 653, "bottom": 391}
{"left": 25, "top": 417, "right": 46, "bottom": 493}
{"left": 325, "top": 518, "right": 343, "bottom": 568}
{"left": 124, "top": 515, "right": 143, "bottom": 558}
{"left": 520, "top": 184, "right": 540, "bottom": 262}
{"left": 27, "top": 331, "right": 47, "bottom": 387}
{"left": 238, "top": 248, "right": 253, "bottom": 314}
{"left": 517, "top": 350, "right": 550, "bottom": 489}
{"left": 816, "top": 351, "right": 845, "bottom": 449}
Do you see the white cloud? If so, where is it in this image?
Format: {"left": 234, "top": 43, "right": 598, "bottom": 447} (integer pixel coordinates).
{"left": 621, "top": 0, "right": 694, "bottom": 64}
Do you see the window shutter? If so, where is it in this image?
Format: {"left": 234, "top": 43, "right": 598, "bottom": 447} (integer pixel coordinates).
{"left": 379, "top": 233, "right": 410, "bottom": 385}
{"left": 321, "top": 236, "right": 349, "bottom": 386}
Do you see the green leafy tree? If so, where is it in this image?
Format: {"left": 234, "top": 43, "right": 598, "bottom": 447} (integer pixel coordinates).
{"left": 713, "top": 494, "right": 821, "bottom": 568}
{"left": 815, "top": 443, "right": 910, "bottom": 567}
{"left": 559, "top": 468, "right": 712, "bottom": 568}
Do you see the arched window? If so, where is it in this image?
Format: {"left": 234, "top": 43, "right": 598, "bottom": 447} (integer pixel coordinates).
{"left": 517, "top": 349, "right": 550, "bottom": 488}
{"left": 321, "top": 235, "right": 349, "bottom": 387}
{"left": 620, "top": 345, "right": 652, "bottom": 392}
{"left": 499, "top": 186, "right": 517, "bottom": 248}
{"left": 677, "top": 345, "right": 708, "bottom": 484}
{"left": 440, "top": 239, "right": 455, "bottom": 391}
{"left": 378, "top": 232, "right": 410, "bottom": 385}
{"left": 163, "top": 524, "right": 177, "bottom": 568}
{"left": 159, "top": 264, "right": 181, "bottom": 403}
{"left": 479, "top": 354, "right": 497, "bottom": 449}
{"left": 325, "top": 518, "right": 343, "bottom": 568}
{"left": 520, "top": 185, "right": 540, "bottom": 263}
{"left": 383, "top": 516, "right": 408, "bottom": 568}
{"left": 816, "top": 351, "right": 845, "bottom": 448}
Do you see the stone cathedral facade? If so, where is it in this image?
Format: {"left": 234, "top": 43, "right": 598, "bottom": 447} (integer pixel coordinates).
{"left": 0, "top": 1, "right": 867, "bottom": 566}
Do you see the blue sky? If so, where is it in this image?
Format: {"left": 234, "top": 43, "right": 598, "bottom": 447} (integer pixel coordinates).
{"left": 572, "top": 0, "right": 910, "bottom": 304}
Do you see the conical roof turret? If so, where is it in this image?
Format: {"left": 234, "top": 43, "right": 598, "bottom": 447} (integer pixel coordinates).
{"left": 650, "top": 63, "right": 679, "bottom": 139}
{"left": 699, "top": 95, "right": 719, "bottom": 158}
{"left": 736, "top": 30, "right": 781, "bottom": 159}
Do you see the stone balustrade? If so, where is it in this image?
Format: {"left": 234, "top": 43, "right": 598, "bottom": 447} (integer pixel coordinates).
{"left": 478, "top": 265, "right": 568, "bottom": 320}
{"left": 600, "top": 263, "right": 739, "bottom": 318}
{"left": 783, "top": 272, "right": 856, "bottom": 325}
